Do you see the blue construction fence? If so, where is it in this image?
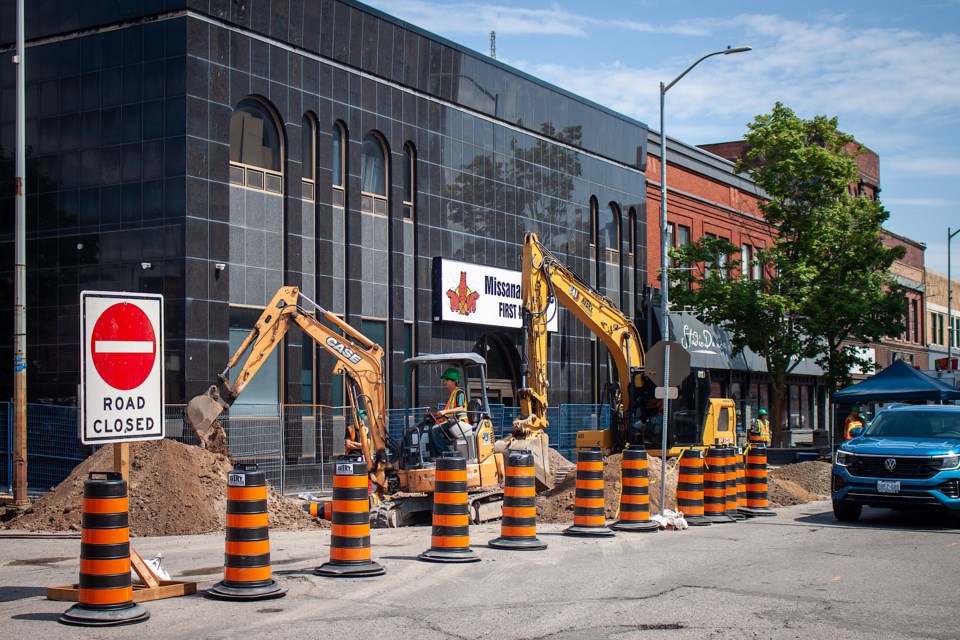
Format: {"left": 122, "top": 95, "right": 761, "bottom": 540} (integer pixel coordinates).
{"left": 0, "top": 402, "right": 610, "bottom": 496}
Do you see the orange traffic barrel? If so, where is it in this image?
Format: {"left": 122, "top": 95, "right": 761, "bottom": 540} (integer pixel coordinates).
{"left": 489, "top": 450, "right": 547, "bottom": 550}
{"left": 740, "top": 443, "right": 777, "bottom": 517}
{"left": 724, "top": 447, "right": 744, "bottom": 521}
{"left": 59, "top": 472, "right": 150, "bottom": 627}
{"left": 735, "top": 446, "right": 747, "bottom": 512}
{"left": 316, "top": 454, "right": 385, "bottom": 576}
{"left": 747, "top": 430, "right": 766, "bottom": 445}
{"left": 419, "top": 452, "right": 480, "bottom": 562}
{"left": 676, "top": 449, "right": 711, "bottom": 527}
{"left": 704, "top": 446, "right": 734, "bottom": 523}
{"left": 304, "top": 501, "right": 332, "bottom": 520}
{"left": 563, "top": 448, "right": 614, "bottom": 537}
{"left": 611, "top": 447, "right": 658, "bottom": 533}
{"left": 208, "top": 465, "right": 285, "bottom": 600}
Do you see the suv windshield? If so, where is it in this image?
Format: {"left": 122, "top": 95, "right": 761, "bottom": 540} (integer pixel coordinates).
{"left": 864, "top": 410, "right": 960, "bottom": 438}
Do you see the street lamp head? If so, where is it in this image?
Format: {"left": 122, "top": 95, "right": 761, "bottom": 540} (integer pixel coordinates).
{"left": 724, "top": 45, "right": 752, "bottom": 54}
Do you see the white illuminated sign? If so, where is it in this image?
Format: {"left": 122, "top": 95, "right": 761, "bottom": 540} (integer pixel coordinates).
{"left": 434, "top": 258, "right": 558, "bottom": 331}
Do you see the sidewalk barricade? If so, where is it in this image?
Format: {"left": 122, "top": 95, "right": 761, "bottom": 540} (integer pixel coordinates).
{"left": 419, "top": 452, "right": 480, "bottom": 562}
{"left": 208, "top": 465, "right": 285, "bottom": 600}
{"left": 611, "top": 447, "right": 658, "bottom": 533}
{"left": 58, "top": 472, "right": 150, "bottom": 627}
{"left": 563, "top": 448, "right": 614, "bottom": 537}
{"left": 489, "top": 450, "right": 547, "bottom": 550}
{"left": 315, "top": 455, "right": 385, "bottom": 577}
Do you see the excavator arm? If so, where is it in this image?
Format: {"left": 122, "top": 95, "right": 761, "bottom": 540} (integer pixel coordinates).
{"left": 185, "top": 286, "right": 394, "bottom": 490}
{"left": 515, "top": 233, "right": 647, "bottom": 454}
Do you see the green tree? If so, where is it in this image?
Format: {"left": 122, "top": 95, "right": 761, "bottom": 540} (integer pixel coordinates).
{"left": 669, "top": 103, "right": 904, "bottom": 444}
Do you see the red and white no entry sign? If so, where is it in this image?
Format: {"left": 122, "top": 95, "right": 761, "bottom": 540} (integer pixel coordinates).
{"left": 81, "top": 291, "right": 165, "bottom": 445}
{"left": 91, "top": 302, "right": 157, "bottom": 391}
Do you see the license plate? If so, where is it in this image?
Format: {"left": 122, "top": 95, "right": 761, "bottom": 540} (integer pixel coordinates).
{"left": 877, "top": 480, "right": 901, "bottom": 494}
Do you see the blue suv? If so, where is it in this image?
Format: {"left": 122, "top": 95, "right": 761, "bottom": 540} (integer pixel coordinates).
{"left": 832, "top": 405, "right": 960, "bottom": 521}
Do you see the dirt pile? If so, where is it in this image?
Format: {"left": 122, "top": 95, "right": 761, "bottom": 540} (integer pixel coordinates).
{"left": 537, "top": 454, "right": 830, "bottom": 522}
{"left": 767, "top": 461, "right": 831, "bottom": 508}
{"left": 537, "top": 452, "right": 679, "bottom": 523}
{"left": 4, "top": 439, "right": 316, "bottom": 536}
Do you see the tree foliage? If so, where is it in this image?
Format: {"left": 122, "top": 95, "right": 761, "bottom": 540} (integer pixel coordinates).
{"left": 669, "top": 103, "right": 905, "bottom": 442}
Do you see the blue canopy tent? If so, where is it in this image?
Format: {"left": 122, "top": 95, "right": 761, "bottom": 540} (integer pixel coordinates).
{"left": 832, "top": 360, "right": 960, "bottom": 403}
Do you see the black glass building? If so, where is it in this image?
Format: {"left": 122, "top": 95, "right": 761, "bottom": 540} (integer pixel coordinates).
{"left": 0, "top": 0, "right": 648, "bottom": 411}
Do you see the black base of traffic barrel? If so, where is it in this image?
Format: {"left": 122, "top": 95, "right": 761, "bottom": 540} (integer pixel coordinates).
{"left": 737, "top": 506, "right": 777, "bottom": 517}
{"left": 562, "top": 524, "right": 616, "bottom": 537}
{"left": 207, "top": 579, "right": 286, "bottom": 600}
{"left": 610, "top": 519, "right": 659, "bottom": 532}
{"left": 685, "top": 514, "right": 714, "bottom": 527}
{"left": 315, "top": 559, "right": 386, "bottom": 577}
{"left": 487, "top": 536, "right": 548, "bottom": 550}
{"left": 417, "top": 547, "right": 480, "bottom": 563}
{"left": 59, "top": 602, "right": 150, "bottom": 627}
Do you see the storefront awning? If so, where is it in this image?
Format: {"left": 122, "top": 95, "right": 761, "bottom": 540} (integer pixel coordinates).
{"left": 650, "top": 307, "right": 823, "bottom": 376}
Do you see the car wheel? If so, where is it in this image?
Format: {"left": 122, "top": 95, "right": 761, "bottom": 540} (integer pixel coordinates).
{"left": 832, "top": 499, "right": 862, "bottom": 522}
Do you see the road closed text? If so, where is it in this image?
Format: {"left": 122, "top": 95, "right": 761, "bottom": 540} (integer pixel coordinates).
{"left": 90, "top": 394, "right": 158, "bottom": 434}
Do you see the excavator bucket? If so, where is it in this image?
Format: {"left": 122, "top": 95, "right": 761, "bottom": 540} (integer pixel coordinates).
{"left": 496, "top": 432, "right": 554, "bottom": 492}
{"left": 185, "top": 386, "right": 226, "bottom": 445}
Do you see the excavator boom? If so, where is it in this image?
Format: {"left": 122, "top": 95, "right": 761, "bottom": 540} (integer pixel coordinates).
{"left": 184, "top": 286, "right": 392, "bottom": 489}
{"left": 509, "top": 233, "right": 647, "bottom": 482}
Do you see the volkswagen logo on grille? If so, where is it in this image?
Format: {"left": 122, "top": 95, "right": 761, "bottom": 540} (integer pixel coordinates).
{"left": 884, "top": 458, "right": 898, "bottom": 471}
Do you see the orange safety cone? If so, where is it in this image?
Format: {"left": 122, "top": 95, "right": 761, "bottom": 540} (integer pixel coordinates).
{"left": 704, "top": 446, "right": 735, "bottom": 523}
{"left": 208, "top": 465, "right": 285, "bottom": 600}
{"left": 724, "top": 446, "right": 744, "bottom": 521}
{"left": 740, "top": 443, "right": 777, "bottom": 517}
{"left": 304, "top": 501, "right": 332, "bottom": 520}
{"left": 59, "top": 472, "right": 150, "bottom": 627}
{"left": 419, "top": 452, "right": 480, "bottom": 562}
{"left": 611, "top": 447, "right": 659, "bottom": 533}
{"left": 676, "top": 449, "right": 711, "bottom": 526}
{"left": 563, "top": 447, "right": 614, "bottom": 537}
{"left": 489, "top": 450, "right": 547, "bottom": 550}
{"left": 315, "top": 454, "right": 385, "bottom": 576}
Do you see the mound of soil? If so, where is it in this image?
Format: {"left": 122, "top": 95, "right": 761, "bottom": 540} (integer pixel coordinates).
{"left": 536, "top": 454, "right": 830, "bottom": 522}
{"left": 537, "top": 452, "right": 679, "bottom": 523}
{"left": 4, "top": 439, "right": 316, "bottom": 536}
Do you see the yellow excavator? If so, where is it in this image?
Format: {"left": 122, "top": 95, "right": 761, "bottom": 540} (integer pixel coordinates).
{"left": 184, "top": 286, "right": 503, "bottom": 527}
{"left": 511, "top": 233, "right": 735, "bottom": 464}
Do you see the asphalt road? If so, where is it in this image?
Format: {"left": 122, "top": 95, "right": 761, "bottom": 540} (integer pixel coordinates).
{"left": 2, "top": 501, "right": 958, "bottom": 639}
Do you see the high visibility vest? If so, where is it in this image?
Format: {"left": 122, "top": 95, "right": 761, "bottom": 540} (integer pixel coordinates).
{"left": 445, "top": 388, "right": 469, "bottom": 423}
{"left": 844, "top": 417, "right": 863, "bottom": 440}
{"left": 755, "top": 418, "right": 771, "bottom": 444}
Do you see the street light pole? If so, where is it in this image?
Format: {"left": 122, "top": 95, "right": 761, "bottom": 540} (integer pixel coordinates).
{"left": 948, "top": 227, "right": 960, "bottom": 374}
{"left": 658, "top": 46, "right": 751, "bottom": 513}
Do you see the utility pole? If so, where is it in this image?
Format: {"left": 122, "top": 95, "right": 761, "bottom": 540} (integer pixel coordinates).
{"left": 12, "top": 0, "right": 29, "bottom": 507}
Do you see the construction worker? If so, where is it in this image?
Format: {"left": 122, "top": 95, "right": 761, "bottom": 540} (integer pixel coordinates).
{"left": 753, "top": 408, "right": 772, "bottom": 445}
{"left": 430, "top": 368, "right": 473, "bottom": 455}
{"left": 844, "top": 406, "right": 864, "bottom": 440}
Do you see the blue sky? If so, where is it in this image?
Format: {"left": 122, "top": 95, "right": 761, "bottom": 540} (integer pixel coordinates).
{"left": 363, "top": 0, "right": 960, "bottom": 274}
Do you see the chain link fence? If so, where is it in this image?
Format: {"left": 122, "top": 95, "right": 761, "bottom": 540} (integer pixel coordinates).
{"left": 0, "top": 401, "right": 610, "bottom": 496}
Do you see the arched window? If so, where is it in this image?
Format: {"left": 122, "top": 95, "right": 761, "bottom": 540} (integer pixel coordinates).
{"left": 332, "top": 121, "right": 346, "bottom": 207}
{"left": 603, "top": 202, "right": 620, "bottom": 257}
{"left": 229, "top": 97, "right": 283, "bottom": 194}
{"left": 402, "top": 142, "right": 416, "bottom": 220}
{"left": 301, "top": 112, "right": 316, "bottom": 201}
{"left": 361, "top": 132, "right": 388, "bottom": 215}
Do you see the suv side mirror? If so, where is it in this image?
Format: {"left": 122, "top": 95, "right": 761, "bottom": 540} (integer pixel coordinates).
{"left": 849, "top": 427, "right": 864, "bottom": 438}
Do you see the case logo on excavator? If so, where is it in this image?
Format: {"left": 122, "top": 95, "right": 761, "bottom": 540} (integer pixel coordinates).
{"left": 326, "top": 336, "right": 363, "bottom": 364}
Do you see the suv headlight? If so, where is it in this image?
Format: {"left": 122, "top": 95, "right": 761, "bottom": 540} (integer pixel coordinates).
{"left": 937, "top": 455, "right": 960, "bottom": 470}
{"left": 836, "top": 451, "right": 853, "bottom": 467}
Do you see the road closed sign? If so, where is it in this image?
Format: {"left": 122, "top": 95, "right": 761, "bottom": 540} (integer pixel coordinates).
{"left": 81, "top": 291, "right": 165, "bottom": 445}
